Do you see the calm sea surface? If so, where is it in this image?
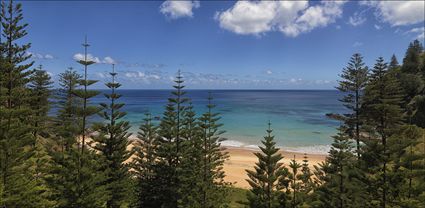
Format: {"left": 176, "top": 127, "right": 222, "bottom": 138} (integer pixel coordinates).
{"left": 89, "top": 90, "right": 345, "bottom": 154}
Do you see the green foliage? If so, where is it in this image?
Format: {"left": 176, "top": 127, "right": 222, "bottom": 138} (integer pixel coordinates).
{"left": 246, "top": 122, "right": 289, "bottom": 208}
{"left": 312, "top": 128, "right": 366, "bottom": 208}
{"left": 229, "top": 187, "right": 249, "bottom": 208}
{"left": 402, "top": 40, "right": 423, "bottom": 74}
{"left": 154, "top": 70, "right": 190, "bottom": 207}
{"left": 362, "top": 56, "right": 405, "bottom": 207}
{"left": 2, "top": 2, "right": 425, "bottom": 207}
{"left": 54, "top": 67, "right": 82, "bottom": 150}
{"left": 196, "top": 94, "right": 230, "bottom": 207}
{"left": 0, "top": 0, "right": 40, "bottom": 206}
{"left": 28, "top": 65, "right": 53, "bottom": 138}
{"left": 132, "top": 113, "right": 161, "bottom": 208}
{"left": 336, "top": 53, "right": 369, "bottom": 158}
{"left": 91, "top": 64, "right": 132, "bottom": 208}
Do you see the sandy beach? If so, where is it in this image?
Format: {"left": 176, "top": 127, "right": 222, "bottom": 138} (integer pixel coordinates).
{"left": 223, "top": 147, "right": 327, "bottom": 189}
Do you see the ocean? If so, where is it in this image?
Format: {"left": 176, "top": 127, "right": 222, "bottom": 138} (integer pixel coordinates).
{"left": 90, "top": 90, "right": 345, "bottom": 154}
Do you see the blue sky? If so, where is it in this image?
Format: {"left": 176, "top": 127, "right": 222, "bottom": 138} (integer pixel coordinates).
{"left": 22, "top": 0, "right": 424, "bottom": 89}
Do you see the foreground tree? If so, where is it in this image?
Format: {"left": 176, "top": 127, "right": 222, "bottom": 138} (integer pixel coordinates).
{"left": 197, "top": 94, "right": 229, "bottom": 207}
{"left": 132, "top": 113, "right": 160, "bottom": 208}
{"left": 68, "top": 38, "right": 106, "bottom": 207}
{"left": 92, "top": 64, "right": 132, "bottom": 207}
{"left": 313, "top": 128, "right": 366, "bottom": 208}
{"left": 0, "top": 0, "right": 41, "bottom": 206}
{"left": 388, "top": 125, "right": 425, "bottom": 207}
{"left": 154, "top": 70, "right": 189, "bottom": 207}
{"left": 362, "top": 57, "right": 404, "bottom": 207}
{"left": 46, "top": 68, "right": 83, "bottom": 207}
{"left": 246, "top": 122, "right": 289, "bottom": 208}
{"left": 336, "top": 53, "right": 369, "bottom": 158}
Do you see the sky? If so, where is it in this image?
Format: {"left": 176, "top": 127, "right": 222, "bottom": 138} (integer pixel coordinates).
{"left": 21, "top": 0, "right": 425, "bottom": 89}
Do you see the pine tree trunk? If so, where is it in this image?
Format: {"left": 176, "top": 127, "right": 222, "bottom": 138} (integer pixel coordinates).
{"left": 355, "top": 89, "right": 360, "bottom": 159}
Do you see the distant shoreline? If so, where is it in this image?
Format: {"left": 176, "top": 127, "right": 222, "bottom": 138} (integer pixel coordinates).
{"left": 221, "top": 140, "right": 331, "bottom": 155}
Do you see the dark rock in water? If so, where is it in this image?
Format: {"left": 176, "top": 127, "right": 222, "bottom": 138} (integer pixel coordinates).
{"left": 326, "top": 113, "right": 344, "bottom": 121}
{"left": 313, "top": 131, "right": 321, "bottom": 134}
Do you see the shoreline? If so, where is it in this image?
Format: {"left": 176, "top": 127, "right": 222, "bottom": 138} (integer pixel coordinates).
{"left": 221, "top": 139, "right": 332, "bottom": 155}
{"left": 223, "top": 146, "right": 327, "bottom": 189}
{"left": 126, "top": 136, "right": 328, "bottom": 189}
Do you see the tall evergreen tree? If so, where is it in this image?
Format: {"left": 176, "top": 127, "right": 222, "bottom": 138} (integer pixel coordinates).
{"left": 402, "top": 40, "right": 423, "bottom": 74}
{"left": 313, "top": 128, "right": 366, "bottom": 208}
{"left": 28, "top": 65, "right": 53, "bottom": 139}
{"left": 363, "top": 57, "right": 404, "bottom": 208}
{"left": 67, "top": 37, "right": 106, "bottom": 207}
{"left": 132, "top": 113, "right": 160, "bottom": 208}
{"left": 178, "top": 102, "right": 204, "bottom": 207}
{"left": 73, "top": 37, "right": 101, "bottom": 155}
{"left": 388, "top": 125, "right": 425, "bottom": 207}
{"left": 399, "top": 40, "right": 425, "bottom": 127}
{"left": 92, "top": 64, "right": 132, "bottom": 208}
{"left": 288, "top": 155, "right": 302, "bottom": 208}
{"left": 54, "top": 67, "right": 82, "bottom": 151}
{"left": 246, "top": 122, "right": 289, "bottom": 208}
{"left": 389, "top": 54, "right": 400, "bottom": 70}
{"left": 336, "top": 53, "right": 369, "bottom": 158}
{"left": 46, "top": 67, "right": 84, "bottom": 207}
{"left": 155, "top": 70, "right": 189, "bottom": 207}
{"left": 0, "top": 0, "right": 39, "bottom": 206}
{"left": 197, "top": 94, "right": 229, "bottom": 207}
{"left": 296, "top": 154, "right": 314, "bottom": 203}
{"left": 27, "top": 65, "right": 55, "bottom": 207}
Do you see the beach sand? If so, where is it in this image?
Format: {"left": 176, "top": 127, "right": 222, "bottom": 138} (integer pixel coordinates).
{"left": 223, "top": 147, "right": 327, "bottom": 189}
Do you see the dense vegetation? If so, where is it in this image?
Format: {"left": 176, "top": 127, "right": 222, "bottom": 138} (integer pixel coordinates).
{"left": 0, "top": 1, "right": 424, "bottom": 207}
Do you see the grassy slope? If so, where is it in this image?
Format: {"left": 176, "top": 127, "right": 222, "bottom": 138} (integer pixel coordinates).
{"left": 228, "top": 187, "right": 248, "bottom": 208}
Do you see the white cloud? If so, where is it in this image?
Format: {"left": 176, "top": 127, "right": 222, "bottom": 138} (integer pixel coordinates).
{"left": 215, "top": 1, "right": 346, "bottom": 37}
{"left": 353, "top": 41, "right": 363, "bottom": 47}
{"left": 265, "top": 70, "right": 273, "bottom": 75}
{"left": 374, "top": 24, "right": 382, "bottom": 30}
{"left": 215, "top": 1, "right": 282, "bottom": 35}
{"left": 73, "top": 53, "right": 101, "bottom": 63}
{"left": 405, "top": 27, "right": 425, "bottom": 40}
{"left": 27, "top": 52, "right": 55, "bottom": 60}
{"left": 362, "top": 1, "right": 424, "bottom": 26}
{"left": 102, "top": 56, "right": 116, "bottom": 64}
{"left": 160, "top": 0, "right": 200, "bottom": 19}
{"left": 348, "top": 11, "right": 366, "bottom": 26}
{"left": 73, "top": 54, "right": 117, "bottom": 64}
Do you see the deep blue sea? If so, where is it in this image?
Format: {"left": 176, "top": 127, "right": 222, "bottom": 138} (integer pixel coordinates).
{"left": 90, "top": 90, "right": 345, "bottom": 154}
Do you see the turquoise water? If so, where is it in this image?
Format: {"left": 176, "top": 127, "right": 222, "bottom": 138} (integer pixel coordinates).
{"left": 91, "top": 90, "right": 345, "bottom": 154}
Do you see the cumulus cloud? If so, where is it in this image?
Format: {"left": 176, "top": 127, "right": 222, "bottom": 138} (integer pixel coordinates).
{"left": 121, "top": 70, "right": 165, "bottom": 84}
{"left": 348, "top": 11, "right": 366, "bottom": 26}
{"left": 160, "top": 0, "right": 200, "bottom": 19}
{"left": 374, "top": 24, "right": 382, "bottom": 30}
{"left": 27, "top": 52, "right": 55, "bottom": 60}
{"left": 405, "top": 27, "right": 425, "bottom": 40}
{"left": 73, "top": 53, "right": 100, "bottom": 63}
{"left": 103, "top": 56, "right": 116, "bottom": 64}
{"left": 73, "top": 53, "right": 116, "bottom": 64}
{"left": 361, "top": 1, "right": 424, "bottom": 26}
{"left": 265, "top": 70, "right": 273, "bottom": 75}
{"left": 215, "top": 1, "right": 346, "bottom": 37}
